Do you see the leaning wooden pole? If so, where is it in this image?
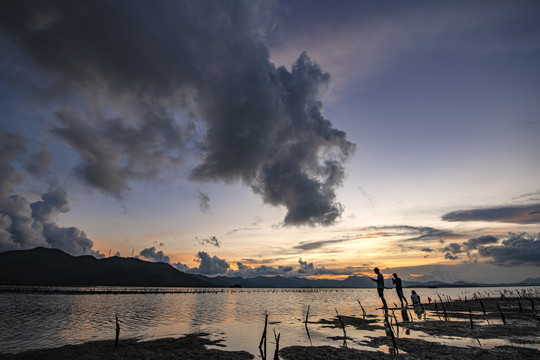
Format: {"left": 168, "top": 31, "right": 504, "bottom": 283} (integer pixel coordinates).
{"left": 335, "top": 308, "right": 347, "bottom": 339}
{"left": 115, "top": 314, "right": 120, "bottom": 348}
{"left": 384, "top": 315, "right": 399, "bottom": 354}
{"left": 357, "top": 300, "right": 367, "bottom": 318}
{"left": 497, "top": 304, "right": 506, "bottom": 324}
{"left": 479, "top": 299, "right": 490, "bottom": 325}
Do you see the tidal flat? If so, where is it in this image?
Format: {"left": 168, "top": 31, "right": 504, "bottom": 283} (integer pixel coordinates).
{"left": 2, "top": 295, "right": 539, "bottom": 359}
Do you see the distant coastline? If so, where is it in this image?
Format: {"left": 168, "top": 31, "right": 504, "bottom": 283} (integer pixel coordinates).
{"left": 1, "top": 248, "right": 539, "bottom": 289}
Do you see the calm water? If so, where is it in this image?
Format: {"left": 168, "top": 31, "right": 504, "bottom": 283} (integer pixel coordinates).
{"left": 0, "top": 286, "right": 537, "bottom": 356}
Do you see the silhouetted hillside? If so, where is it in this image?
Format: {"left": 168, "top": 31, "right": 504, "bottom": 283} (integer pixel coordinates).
{"left": 1, "top": 248, "right": 536, "bottom": 289}
{"left": 0, "top": 247, "right": 214, "bottom": 287}
{"left": 197, "top": 274, "right": 379, "bottom": 288}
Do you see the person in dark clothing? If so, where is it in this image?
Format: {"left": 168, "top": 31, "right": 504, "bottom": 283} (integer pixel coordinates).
{"left": 392, "top": 273, "right": 408, "bottom": 308}
{"left": 371, "top": 267, "right": 388, "bottom": 311}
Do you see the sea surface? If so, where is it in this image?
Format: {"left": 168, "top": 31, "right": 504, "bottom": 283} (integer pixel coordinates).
{"left": 0, "top": 286, "right": 537, "bottom": 356}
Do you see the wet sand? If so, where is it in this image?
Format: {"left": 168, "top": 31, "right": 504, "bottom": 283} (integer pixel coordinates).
{"left": 1, "top": 296, "right": 539, "bottom": 359}
{"left": 0, "top": 333, "right": 254, "bottom": 360}
{"left": 281, "top": 295, "right": 540, "bottom": 359}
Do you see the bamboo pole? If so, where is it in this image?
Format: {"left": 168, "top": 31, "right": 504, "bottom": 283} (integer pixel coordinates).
{"left": 115, "top": 314, "right": 120, "bottom": 348}
{"left": 479, "top": 299, "right": 490, "bottom": 325}
{"left": 392, "top": 311, "right": 399, "bottom": 337}
{"left": 357, "top": 300, "right": 367, "bottom": 318}
{"left": 273, "top": 329, "right": 280, "bottom": 360}
{"left": 335, "top": 308, "right": 347, "bottom": 339}
{"left": 497, "top": 304, "right": 506, "bottom": 324}
{"left": 384, "top": 314, "right": 399, "bottom": 354}
{"left": 259, "top": 311, "right": 268, "bottom": 359}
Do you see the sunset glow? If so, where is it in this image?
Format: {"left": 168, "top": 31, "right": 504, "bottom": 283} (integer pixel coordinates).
{"left": 0, "top": 0, "right": 539, "bottom": 285}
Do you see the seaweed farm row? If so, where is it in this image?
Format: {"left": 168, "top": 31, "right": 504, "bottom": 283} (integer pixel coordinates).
{"left": 0, "top": 285, "right": 353, "bottom": 295}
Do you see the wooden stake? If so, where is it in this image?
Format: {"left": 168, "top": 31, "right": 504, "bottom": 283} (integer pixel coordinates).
{"left": 392, "top": 311, "right": 399, "bottom": 337}
{"left": 273, "top": 329, "right": 280, "bottom": 360}
{"left": 497, "top": 304, "right": 506, "bottom": 324}
{"left": 384, "top": 315, "right": 399, "bottom": 354}
{"left": 440, "top": 301, "right": 448, "bottom": 321}
{"left": 479, "top": 299, "right": 490, "bottom": 325}
{"left": 115, "top": 314, "right": 120, "bottom": 348}
{"left": 259, "top": 311, "right": 268, "bottom": 359}
{"left": 357, "top": 300, "right": 367, "bottom": 318}
{"left": 335, "top": 308, "right": 347, "bottom": 339}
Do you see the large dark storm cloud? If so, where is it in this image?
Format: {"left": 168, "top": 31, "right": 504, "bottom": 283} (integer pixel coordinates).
{"left": 0, "top": 0, "right": 355, "bottom": 226}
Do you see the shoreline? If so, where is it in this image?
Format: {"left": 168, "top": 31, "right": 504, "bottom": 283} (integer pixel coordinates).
{"left": 1, "top": 296, "right": 539, "bottom": 359}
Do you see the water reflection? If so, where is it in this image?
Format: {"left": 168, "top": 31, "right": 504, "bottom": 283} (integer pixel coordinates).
{"left": 0, "top": 286, "right": 538, "bottom": 355}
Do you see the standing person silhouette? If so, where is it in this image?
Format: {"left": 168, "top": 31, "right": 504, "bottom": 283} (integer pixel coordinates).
{"left": 371, "top": 267, "right": 388, "bottom": 311}
{"left": 392, "top": 273, "right": 408, "bottom": 308}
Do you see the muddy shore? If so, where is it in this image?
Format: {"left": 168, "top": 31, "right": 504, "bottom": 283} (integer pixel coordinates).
{"left": 1, "top": 296, "right": 539, "bottom": 359}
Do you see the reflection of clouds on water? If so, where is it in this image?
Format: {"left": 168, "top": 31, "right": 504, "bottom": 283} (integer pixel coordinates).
{"left": 1, "top": 286, "right": 538, "bottom": 355}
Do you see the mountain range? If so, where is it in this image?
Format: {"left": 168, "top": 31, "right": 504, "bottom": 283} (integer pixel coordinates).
{"left": 1, "top": 248, "right": 539, "bottom": 288}
{"left": 0, "top": 247, "right": 213, "bottom": 287}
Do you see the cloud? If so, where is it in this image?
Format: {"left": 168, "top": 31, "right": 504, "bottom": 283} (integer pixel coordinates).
{"left": 232, "top": 262, "right": 294, "bottom": 277}
{"left": 387, "top": 260, "right": 540, "bottom": 284}
{"left": 1, "top": 188, "right": 100, "bottom": 257}
{"left": 513, "top": 190, "right": 540, "bottom": 202}
{"left": 0, "top": 129, "right": 28, "bottom": 199}
{"left": 294, "top": 238, "right": 350, "bottom": 251}
{"left": 172, "top": 261, "right": 190, "bottom": 273}
{"left": 360, "top": 225, "right": 459, "bottom": 242}
{"left": 478, "top": 232, "right": 540, "bottom": 266}
{"left": 0, "top": 1, "right": 354, "bottom": 226}
{"left": 51, "top": 108, "right": 192, "bottom": 198}
{"left": 463, "top": 235, "right": 499, "bottom": 250}
{"left": 438, "top": 235, "right": 501, "bottom": 261}
{"left": 441, "top": 242, "right": 463, "bottom": 254}
{"left": 294, "top": 225, "right": 460, "bottom": 252}
{"left": 172, "top": 252, "right": 356, "bottom": 278}
{"left": 192, "top": 251, "right": 230, "bottom": 275}
{"left": 139, "top": 247, "right": 171, "bottom": 263}
{"left": 197, "top": 190, "right": 210, "bottom": 213}
{"left": 24, "top": 148, "right": 52, "bottom": 176}
{"left": 442, "top": 204, "right": 540, "bottom": 224}
{"left": 226, "top": 227, "right": 259, "bottom": 235}
{"left": 240, "top": 257, "right": 287, "bottom": 264}
{"left": 297, "top": 258, "right": 354, "bottom": 276}
{"left": 30, "top": 187, "right": 70, "bottom": 222}
{"left": 196, "top": 236, "right": 220, "bottom": 248}
{"left": 0, "top": 129, "right": 100, "bottom": 256}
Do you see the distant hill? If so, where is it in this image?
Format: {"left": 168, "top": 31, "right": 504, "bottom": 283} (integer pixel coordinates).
{"left": 0, "top": 247, "right": 214, "bottom": 287}
{"left": 201, "top": 274, "right": 538, "bottom": 289}
{"left": 523, "top": 278, "right": 540, "bottom": 285}
{"left": 199, "top": 274, "right": 379, "bottom": 288}
{"left": 1, "top": 248, "right": 538, "bottom": 288}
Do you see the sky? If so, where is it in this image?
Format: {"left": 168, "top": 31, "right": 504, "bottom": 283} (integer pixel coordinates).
{"left": 1, "top": 0, "right": 539, "bottom": 284}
